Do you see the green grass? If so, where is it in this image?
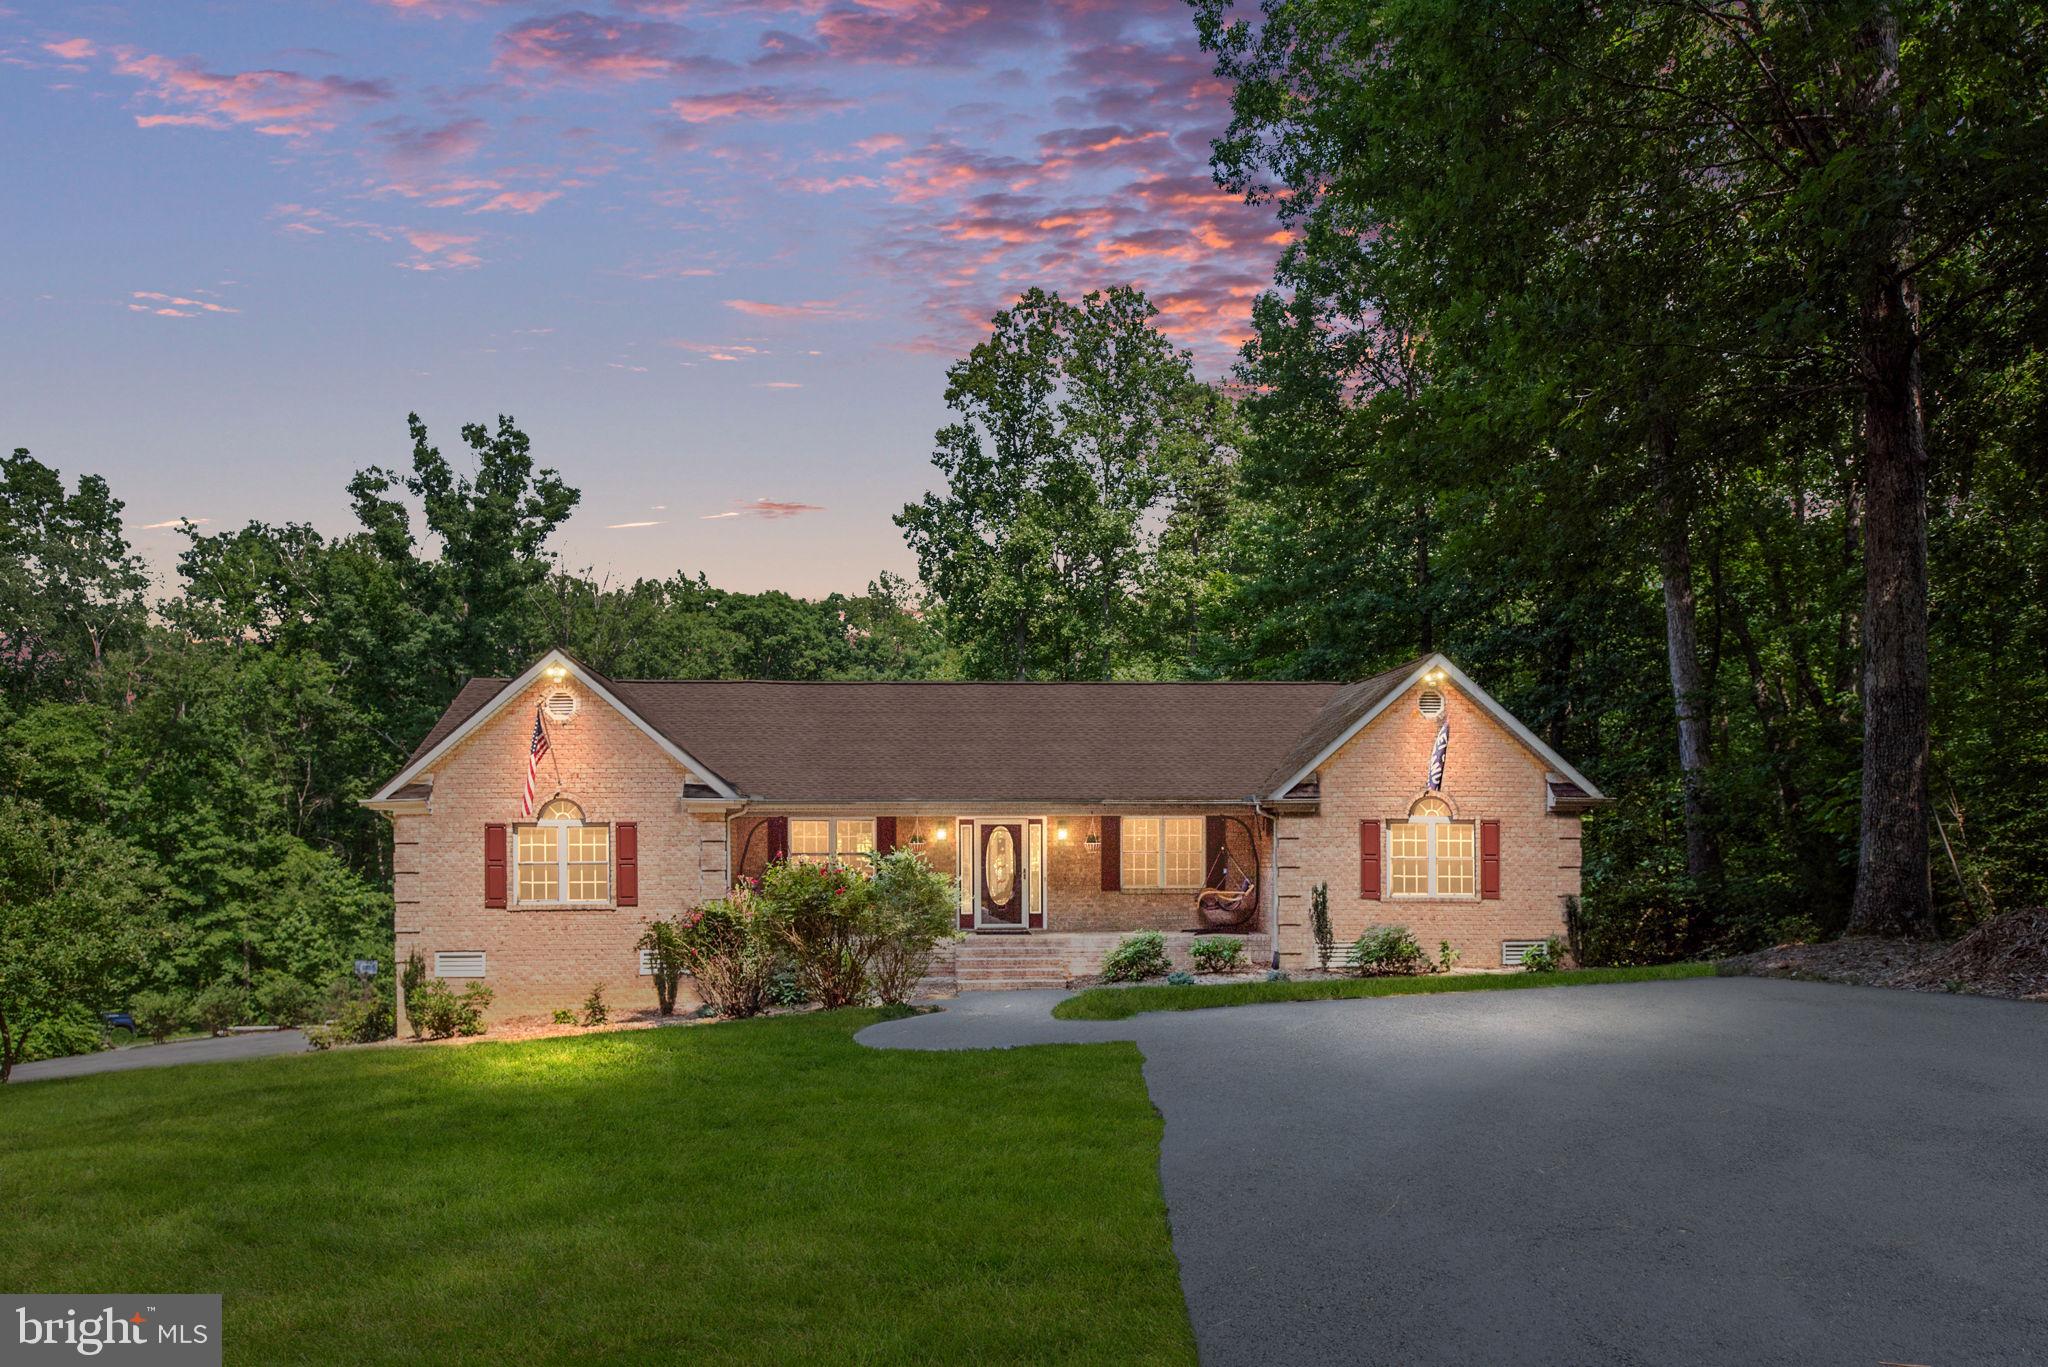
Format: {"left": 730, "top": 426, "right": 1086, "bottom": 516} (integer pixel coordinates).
{"left": 1054, "top": 962, "right": 1716, "bottom": 1020}
{"left": 0, "top": 1010, "right": 1194, "bottom": 1365}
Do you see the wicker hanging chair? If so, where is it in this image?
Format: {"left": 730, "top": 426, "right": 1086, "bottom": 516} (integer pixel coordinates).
{"left": 1194, "top": 814, "right": 1262, "bottom": 930}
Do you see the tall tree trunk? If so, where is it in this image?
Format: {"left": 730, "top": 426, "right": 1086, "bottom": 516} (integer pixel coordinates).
{"left": 1846, "top": 266, "right": 1932, "bottom": 936}
{"left": 1845, "top": 10, "right": 1933, "bottom": 939}
{"left": 1651, "top": 414, "right": 1721, "bottom": 886}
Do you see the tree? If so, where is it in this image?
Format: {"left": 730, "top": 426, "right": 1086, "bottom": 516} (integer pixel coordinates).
{"left": 0, "top": 798, "right": 162, "bottom": 1082}
{"left": 0, "top": 449, "right": 149, "bottom": 705}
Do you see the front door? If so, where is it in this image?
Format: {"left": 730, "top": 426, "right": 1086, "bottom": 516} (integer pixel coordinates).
{"left": 977, "top": 821, "right": 1025, "bottom": 929}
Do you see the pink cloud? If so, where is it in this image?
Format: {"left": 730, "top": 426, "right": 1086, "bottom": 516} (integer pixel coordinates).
{"left": 495, "top": 12, "right": 725, "bottom": 85}
{"left": 130, "top": 290, "right": 238, "bottom": 315}
{"left": 112, "top": 50, "right": 392, "bottom": 138}
{"left": 469, "top": 189, "right": 562, "bottom": 214}
{"left": 722, "top": 298, "right": 856, "bottom": 321}
{"left": 701, "top": 498, "right": 824, "bottom": 520}
{"left": 402, "top": 230, "right": 482, "bottom": 269}
{"left": 375, "top": 115, "right": 487, "bottom": 168}
{"left": 43, "top": 37, "right": 95, "bottom": 61}
{"left": 669, "top": 85, "right": 853, "bottom": 124}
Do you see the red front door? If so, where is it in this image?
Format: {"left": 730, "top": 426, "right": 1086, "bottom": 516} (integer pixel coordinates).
{"left": 978, "top": 822, "right": 1025, "bottom": 928}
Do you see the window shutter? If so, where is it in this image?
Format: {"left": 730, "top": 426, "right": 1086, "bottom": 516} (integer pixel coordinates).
{"left": 484, "top": 823, "right": 508, "bottom": 908}
{"left": 1360, "top": 821, "right": 1381, "bottom": 900}
{"left": 1480, "top": 820, "right": 1502, "bottom": 899}
{"left": 1204, "top": 814, "right": 1227, "bottom": 887}
{"left": 766, "top": 816, "right": 789, "bottom": 863}
{"left": 1099, "top": 815, "right": 1121, "bottom": 891}
{"left": 615, "top": 821, "right": 638, "bottom": 906}
{"left": 875, "top": 816, "right": 898, "bottom": 855}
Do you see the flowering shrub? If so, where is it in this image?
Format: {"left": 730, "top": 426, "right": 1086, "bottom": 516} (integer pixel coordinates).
{"left": 672, "top": 894, "right": 777, "bottom": 1019}
{"left": 756, "top": 858, "right": 878, "bottom": 1008}
{"left": 864, "top": 849, "right": 960, "bottom": 1005}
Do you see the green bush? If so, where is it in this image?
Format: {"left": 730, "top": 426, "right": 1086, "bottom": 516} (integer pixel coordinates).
{"left": 1101, "top": 931, "right": 1171, "bottom": 983}
{"left": 580, "top": 983, "right": 609, "bottom": 1027}
{"left": 251, "top": 971, "right": 321, "bottom": 1028}
{"left": 129, "top": 989, "right": 188, "bottom": 1043}
{"left": 1311, "top": 881, "right": 1335, "bottom": 971}
{"left": 756, "top": 858, "right": 878, "bottom": 1008}
{"left": 764, "top": 965, "right": 809, "bottom": 1009}
{"left": 410, "top": 979, "right": 491, "bottom": 1039}
{"left": 401, "top": 950, "right": 429, "bottom": 1038}
{"left": 675, "top": 894, "right": 778, "bottom": 1018}
{"left": 1166, "top": 970, "right": 1196, "bottom": 986}
{"left": 1190, "top": 936, "right": 1246, "bottom": 975}
{"left": 1520, "top": 936, "right": 1567, "bottom": 973}
{"left": 865, "top": 848, "right": 961, "bottom": 1004}
{"left": 17, "top": 1004, "right": 110, "bottom": 1062}
{"left": 1346, "top": 925, "right": 1428, "bottom": 977}
{"left": 636, "top": 917, "right": 690, "bottom": 1016}
{"left": 1437, "top": 940, "right": 1461, "bottom": 973}
{"left": 191, "top": 980, "right": 246, "bottom": 1036}
{"left": 551, "top": 1008, "right": 576, "bottom": 1025}
{"left": 305, "top": 996, "right": 391, "bottom": 1050}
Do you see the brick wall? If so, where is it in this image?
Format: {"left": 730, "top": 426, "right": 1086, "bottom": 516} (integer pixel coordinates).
{"left": 392, "top": 676, "right": 714, "bottom": 1020}
{"left": 1274, "top": 680, "right": 1581, "bottom": 972}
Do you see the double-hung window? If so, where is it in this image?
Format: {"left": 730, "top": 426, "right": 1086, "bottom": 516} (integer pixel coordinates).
{"left": 788, "top": 818, "right": 876, "bottom": 866}
{"left": 1121, "top": 816, "right": 1204, "bottom": 890}
{"left": 515, "top": 798, "right": 610, "bottom": 904}
{"left": 1388, "top": 796, "right": 1475, "bottom": 898}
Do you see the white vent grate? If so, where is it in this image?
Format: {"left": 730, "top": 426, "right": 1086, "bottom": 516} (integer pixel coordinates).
{"left": 639, "top": 949, "right": 657, "bottom": 976}
{"left": 435, "top": 951, "right": 487, "bottom": 978}
{"left": 543, "top": 689, "right": 578, "bottom": 723}
{"left": 1418, "top": 689, "right": 1445, "bottom": 717}
{"left": 1500, "top": 940, "right": 1542, "bottom": 967}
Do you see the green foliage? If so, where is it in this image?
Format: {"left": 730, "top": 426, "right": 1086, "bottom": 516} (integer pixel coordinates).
{"left": 401, "top": 950, "right": 429, "bottom": 1039}
{"left": 129, "top": 990, "right": 188, "bottom": 1044}
{"left": 17, "top": 1003, "right": 109, "bottom": 1063}
{"left": 1345, "top": 926, "right": 1427, "bottom": 978}
{"left": 1055, "top": 964, "right": 1719, "bottom": 1021}
{"left": 1309, "top": 882, "right": 1333, "bottom": 971}
{"left": 191, "top": 980, "right": 246, "bottom": 1036}
{"left": 673, "top": 895, "right": 779, "bottom": 1019}
{"left": 764, "top": 966, "right": 809, "bottom": 1009}
{"left": 580, "top": 984, "right": 609, "bottom": 1028}
{"left": 251, "top": 971, "right": 321, "bottom": 1028}
{"left": 551, "top": 1008, "right": 576, "bottom": 1026}
{"left": 304, "top": 996, "right": 392, "bottom": 1050}
{"left": 865, "top": 848, "right": 961, "bottom": 1005}
{"left": 1100, "top": 931, "right": 1171, "bottom": 983}
{"left": 1190, "top": 936, "right": 1246, "bottom": 975}
{"left": 1519, "top": 938, "right": 1567, "bottom": 975}
{"left": 409, "top": 979, "right": 490, "bottom": 1040}
{"left": 1166, "top": 970, "right": 1196, "bottom": 986}
{"left": 636, "top": 917, "right": 689, "bottom": 1016}
{"left": 755, "top": 859, "right": 879, "bottom": 1009}
{"left": 1264, "top": 969, "right": 1289, "bottom": 983}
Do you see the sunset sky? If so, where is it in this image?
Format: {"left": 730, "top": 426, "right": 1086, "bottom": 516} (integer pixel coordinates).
{"left": 1, "top": 0, "right": 1285, "bottom": 596}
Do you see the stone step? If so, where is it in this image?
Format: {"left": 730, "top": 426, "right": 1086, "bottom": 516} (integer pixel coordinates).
{"left": 956, "top": 978, "right": 1069, "bottom": 990}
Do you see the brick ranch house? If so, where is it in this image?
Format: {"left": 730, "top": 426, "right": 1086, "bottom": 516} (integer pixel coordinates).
{"left": 364, "top": 649, "right": 1606, "bottom": 1019}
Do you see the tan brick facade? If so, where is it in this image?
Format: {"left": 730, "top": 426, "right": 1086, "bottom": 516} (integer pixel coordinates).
{"left": 1273, "top": 679, "right": 1580, "bottom": 972}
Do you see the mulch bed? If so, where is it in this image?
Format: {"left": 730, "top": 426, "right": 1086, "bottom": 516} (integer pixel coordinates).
{"left": 1719, "top": 907, "right": 2048, "bottom": 1001}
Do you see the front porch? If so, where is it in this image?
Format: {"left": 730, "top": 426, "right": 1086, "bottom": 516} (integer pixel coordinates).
{"left": 918, "top": 930, "right": 1276, "bottom": 993}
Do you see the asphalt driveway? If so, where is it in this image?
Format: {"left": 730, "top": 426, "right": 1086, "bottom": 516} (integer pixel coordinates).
{"left": 860, "top": 976, "right": 2048, "bottom": 1366}
{"left": 8, "top": 1029, "right": 308, "bottom": 1083}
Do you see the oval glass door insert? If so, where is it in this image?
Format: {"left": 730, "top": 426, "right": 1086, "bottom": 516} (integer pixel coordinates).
{"left": 985, "top": 826, "right": 1016, "bottom": 905}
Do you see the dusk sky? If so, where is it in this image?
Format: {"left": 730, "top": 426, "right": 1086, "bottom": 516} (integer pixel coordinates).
{"left": 1, "top": 0, "right": 1286, "bottom": 598}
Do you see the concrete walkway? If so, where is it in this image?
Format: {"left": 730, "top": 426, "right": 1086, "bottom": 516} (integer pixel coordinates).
{"left": 9, "top": 1029, "right": 308, "bottom": 1083}
{"left": 859, "top": 977, "right": 2048, "bottom": 1367}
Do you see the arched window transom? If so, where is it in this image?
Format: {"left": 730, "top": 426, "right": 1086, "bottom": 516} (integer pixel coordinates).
{"left": 1389, "top": 796, "right": 1475, "bottom": 897}
{"left": 516, "top": 798, "right": 610, "bottom": 904}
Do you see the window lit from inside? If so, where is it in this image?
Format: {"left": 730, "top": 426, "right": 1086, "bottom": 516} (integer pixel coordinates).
{"left": 788, "top": 818, "right": 876, "bottom": 866}
{"left": 1121, "top": 816, "right": 1204, "bottom": 890}
{"left": 515, "top": 798, "right": 609, "bottom": 904}
{"left": 1388, "top": 796, "right": 1475, "bottom": 897}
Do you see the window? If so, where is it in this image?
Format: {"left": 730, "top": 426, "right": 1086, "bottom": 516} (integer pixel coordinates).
{"left": 515, "top": 798, "right": 609, "bottom": 905}
{"left": 1121, "top": 816, "right": 1204, "bottom": 890}
{"left": 1388, "top": 796, "right": 1476, "bottom": 898}
{"left": 435, "top": 951, "right": 486, "bottom": 978}
{"left": 788, "top": 818, "right": 876, "bottom": 866}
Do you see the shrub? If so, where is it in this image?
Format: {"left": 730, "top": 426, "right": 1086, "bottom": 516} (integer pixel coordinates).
{"left": 129, "top": 989, "right": 188, "bottom": 1043}
{"left": 1101, "top": 931, "right": 1171, "bottom": 983}
{"left": 1311, "top": 881, "right": 1335, "bottom": 971}
{"left": 764, "top": 965, "right": 809, "bottom": 1009}
{"left": 551, "top": 1008, "right": 576, "bottom": 1025}
{"left": 1166, "top": 970, "right": 1196, "bottom": 986}
{"left": 580, "top": 983, "right": 609, "bottom": 1027}
{"left": 1520, "top": 935, "right": 1567, "bottom": 973}
{"left": 1265, "top": 969, "right": 1289, "bottom": 983}
{"left": 1346, "top": 925, "right": 1428, "bottom": 977}
{"left": 191, "top": 980, "right": 246, "bottom": 1036}
{"left": 401, "top": 949, "right": 429, "bottom": 1038}
{"left": 636, "top": 917, "right": 690, "bottom": 1016}
{"left": 305, "top": 997, "right": 391, "bottom": 1050}
{"left": 675, "top": 893, "right": 778, "bottom": 1018}
{"left": 251, "top": 971, "right": 320, "bottom": 1028}
{"left": 411, "top": 979, "right": 492, "bottom": 1039}
{"left": 1438, "top": 940, "right": 1461, "bottom": 974}
{"left": 1190, "top": 936, "right": 1246, "bottom": 975}
{"left": 865, "top": 848, "right": 960, "bottom": 1005}
{"left": 756, "top": 858, "right": 878, "bottom": 1008}
{"left": 18, "top": 1004, "right": 109, "bottom": 1062}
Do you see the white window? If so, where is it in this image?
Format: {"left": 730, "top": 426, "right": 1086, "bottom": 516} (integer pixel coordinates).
{"left": 1388, "top": 796, "right": 1476, "bottom": 898}
{"left": 515, "top": 798, "right": 610, "bottom": 905}
{"left": 787, "top": 818, "right": 876, "bottom": 866}
{"left": 1121, "top": 816, "right": 1204, "bottom": 890}
{"left": 435, "top": 951, "right": 487, "bottom": 978}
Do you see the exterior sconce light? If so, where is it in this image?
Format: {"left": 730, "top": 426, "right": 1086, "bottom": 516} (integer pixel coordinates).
{"left": 933, "top": 825, "right": 948, "bottom": 842}
{"left": 543, "top": 664, "right": 569, "bottom": 682}
{"left": 1056, "top": 823, "right": 1069, "bottom": 842}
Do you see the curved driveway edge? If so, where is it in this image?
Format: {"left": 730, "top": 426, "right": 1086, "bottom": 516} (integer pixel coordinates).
{"left": 860, "top": 976, "right": 2048, "bottom": 1367}
{"left": 8, "top": 1030, "right": 309, "bottom": 1084}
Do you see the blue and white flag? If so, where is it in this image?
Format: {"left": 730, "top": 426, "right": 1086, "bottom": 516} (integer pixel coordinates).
{"left": 1427, "top": 716, "right": 1448, "bottom": 791}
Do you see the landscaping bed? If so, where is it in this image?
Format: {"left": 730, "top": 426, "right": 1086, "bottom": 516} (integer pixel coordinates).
{"left": 1718, "top": 907, "right": 2048, "bottom": 1001}
{"left": 1054, "top": 963, "right": 1716, "bottom": 1020}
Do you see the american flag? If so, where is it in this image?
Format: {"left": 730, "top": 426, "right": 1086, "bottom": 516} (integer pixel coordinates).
{"left": 1427, "top": 716, "right": 1449, "bottom": 791}
{"left": 521, "top": 705, "right": 551, "bottom": 818}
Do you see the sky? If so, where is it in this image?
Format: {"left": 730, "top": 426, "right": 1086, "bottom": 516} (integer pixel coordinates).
{"left": 0, "top": 0, "right": 1286, "bottom": 598}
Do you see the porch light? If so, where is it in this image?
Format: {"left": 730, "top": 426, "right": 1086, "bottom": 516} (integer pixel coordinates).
{"left": 1056, "top": 823, "right": 1069, "bottom": 842}
{"left": 933, "top": 825, "right": 947, "bottom": 841}
{"left": 543, "top": 664, "right": 569, "bottom": 682}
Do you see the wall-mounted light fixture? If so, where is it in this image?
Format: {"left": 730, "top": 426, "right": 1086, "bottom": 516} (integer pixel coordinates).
{"left": 1055, "top": 823, "right": 1070, "bottom": 842}
{"left": 933, "top": 824, "right": 948, "bottom": 842}
{"left": 543, "top": 663, "right": 569, "bottom": 683}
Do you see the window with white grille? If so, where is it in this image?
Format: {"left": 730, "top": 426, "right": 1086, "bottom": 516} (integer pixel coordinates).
{"left": 1121, "top": 816, "right": 1204, "bottom": 890}
{"left": 1390, "top": 796, "right": 1476, "bottom": 898}
{"left": 514, "top": 798, "right": 609, "bottom": 904}
{"left": 435, "top": 951, "right": 487, "bottom": 978}
{"left": 788, "top": 818, "right": 875, "bottom": 866}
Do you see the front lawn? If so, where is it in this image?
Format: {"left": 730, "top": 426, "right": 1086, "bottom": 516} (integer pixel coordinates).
{"left": 1054, "top": 962, "right": 1716, "bottom": 1019}
{"left": 0, "top": 1010, "right": 1194, "bottom": 1365}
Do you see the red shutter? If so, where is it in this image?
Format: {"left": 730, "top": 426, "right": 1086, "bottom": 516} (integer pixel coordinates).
{"left": 615, "top": 821, "right": 638, "bottom": 907}
{"left": 1204, "top": 814, "right": 1227, "bottom": 887}
{"left": 766, "top": 816, "right": 789, "bottom": 863}
{"left": 1359, "top": 821, "right": 1380, "bottom": 900}
{"left": 1099, "top": 815, "right": 1121, "bottom": 891}
{"left": 1480, "top": 820, "right": 1502, "bottom": 900}
{"left": 957, "top": 819, "right": 973, "bottom": 929}
{"left": 875, "top": 816, "right": 897, "bottom": 855}
{"left": 484, "top": 823, "right": 508, "bottom": 908}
